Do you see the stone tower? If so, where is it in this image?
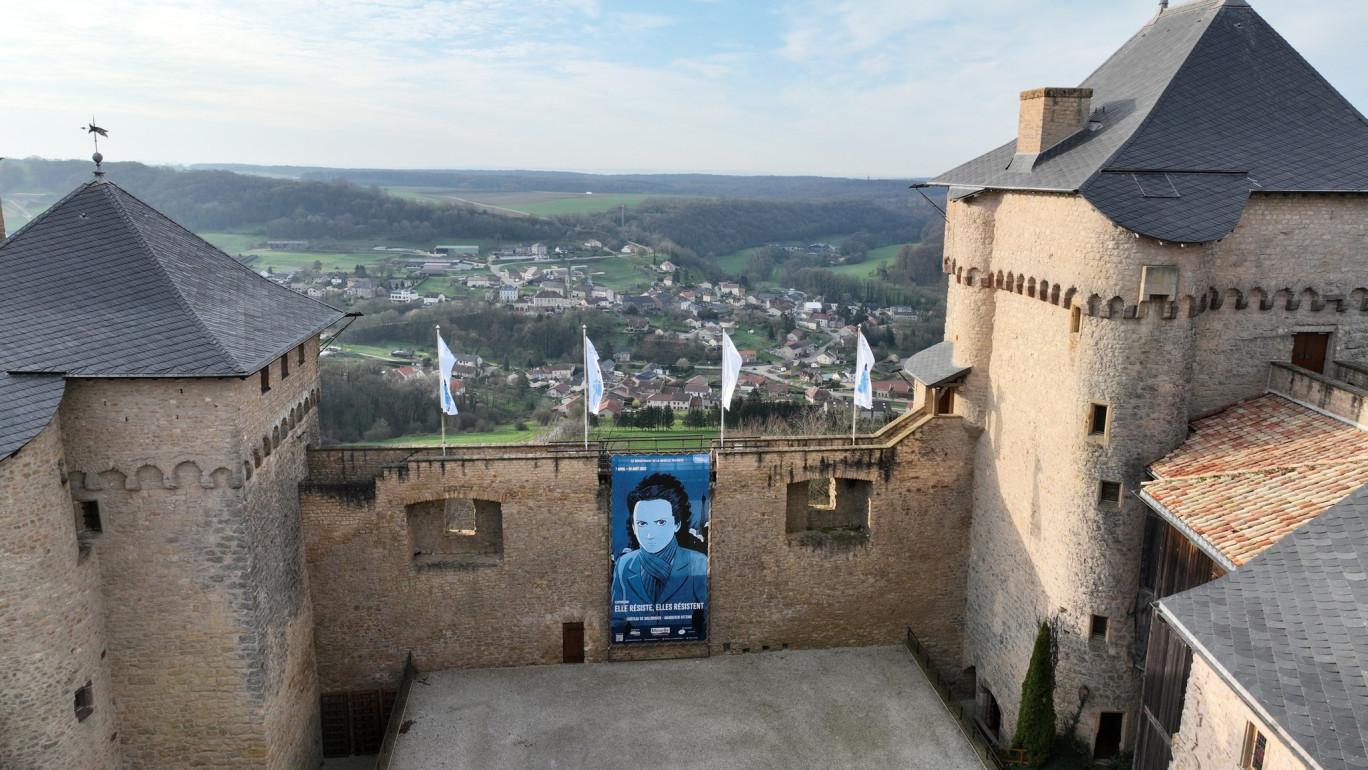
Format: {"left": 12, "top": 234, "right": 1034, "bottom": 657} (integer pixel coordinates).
{"left": 929, "top": 0, "right": 1368, "bottom": 753}
{"left": 0, "top": 173, "right": 343, "bottom": 767}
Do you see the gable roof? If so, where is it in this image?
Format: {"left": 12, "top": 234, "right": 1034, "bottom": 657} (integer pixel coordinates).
{"left": 0, "top": 177, "right": 344, "bottom": 377}
{"left": 1141, "top": 394, "right": 1368, "bottom": 569}
{"left": 931, "top": 0, "right": 1368, "bottom": 243}
{"left": 1158, "top": 480, "right": 1368, "bottom": 769}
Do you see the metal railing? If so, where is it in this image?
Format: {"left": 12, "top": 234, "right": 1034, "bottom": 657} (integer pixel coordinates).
{"left": 904, "top": 627, "right": 1006, "bottom": 770}
{"left": 375, "top": 652, "right": 419, "bottom": 770}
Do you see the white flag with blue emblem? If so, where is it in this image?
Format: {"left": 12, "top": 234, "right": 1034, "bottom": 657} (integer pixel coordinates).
{"left": 854, "top": 330, "right": 874, "bottom": 409}
{"left": 584, "top": 335, "right": 604, "bottom": 416}
{"left": 721, "top": 331, "right": 744, "bottom": 411}
{"left": 437, "top": 332, "right": 459, "bottom": 416}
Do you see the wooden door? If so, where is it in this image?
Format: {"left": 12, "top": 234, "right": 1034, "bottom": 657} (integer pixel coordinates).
{"left": 936, "top": 387, "right": 955, "bottom": 415}
{"left": 1292, "top": 332, "right": 1329, "bottom": 373}
{"left": 563, "top": 622, "right": 585, "bottom": 663}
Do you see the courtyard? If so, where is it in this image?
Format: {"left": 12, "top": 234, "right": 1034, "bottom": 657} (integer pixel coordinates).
{"left": 387, "top": 645, "right": 988, "bottom": 770}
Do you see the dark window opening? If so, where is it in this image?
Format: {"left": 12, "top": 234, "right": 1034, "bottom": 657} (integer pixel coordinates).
{"left": 74, "top": 681, "right": 94, "bottom": 722}
{"left": 281, "top": 354, "right": 290, "bottom": 379}
{"left": 1094, "top": 712, "right": 1123, "bottom": 759}
{"left": 1091, "top": 615, "right": 1110, "bottom": 640}
{"left": 408, "top": 498, "right": 504, "bottom": 568}
{"left": 1089, "top": 403, "right": 1109, "bottom": 436}
{"left": 297, "top": 345, "right": 306, "bottom": 365}
{"left": 785, "top": 477, "right": 871, "bottom": 543}
{"left": 1099, "top": 481, "right": 1122, "bottom": 505}
{"left": 75, "top": 500, "right": 102, "bottom": 533}
{"left": 260, "top": 368, "right": 270, "bottom": 393}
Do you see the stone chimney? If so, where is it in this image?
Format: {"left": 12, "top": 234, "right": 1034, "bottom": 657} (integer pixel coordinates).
{"left": 1017, "top": 87, "right": 1093, "bottom": 154}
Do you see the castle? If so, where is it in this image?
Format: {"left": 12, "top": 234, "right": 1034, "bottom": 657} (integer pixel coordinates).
{"left": 3, "top": 1, "right": 1367, "bottom": 767}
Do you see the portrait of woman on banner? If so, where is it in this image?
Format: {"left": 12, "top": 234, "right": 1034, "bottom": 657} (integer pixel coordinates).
{"left": 610, "top": 471, "right": 708, "bottom": 642}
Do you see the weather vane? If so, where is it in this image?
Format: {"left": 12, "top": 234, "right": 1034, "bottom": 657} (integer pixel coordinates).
{"left": 83, "top": 118, "right": 109, "bottom": 174}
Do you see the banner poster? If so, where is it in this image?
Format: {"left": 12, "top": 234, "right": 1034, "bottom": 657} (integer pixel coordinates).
{"left": 610, "top": 454, "right": 711, "bottom": 644}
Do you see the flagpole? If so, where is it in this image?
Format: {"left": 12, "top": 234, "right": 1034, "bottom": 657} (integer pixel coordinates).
{"left": 582, "top": 324, "right": 589, "bottom": 449}
{"left": 437, "top": 325, "right": 447, "bottom": 456}
{"left": 720, "top": 405, "right": 726, "bottom": 449}
{"left": 851, "top": 396, "right": 858, "bottom": 446}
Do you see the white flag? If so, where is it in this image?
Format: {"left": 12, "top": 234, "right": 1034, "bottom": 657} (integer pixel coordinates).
{"left": 853, "top": 331, "right": 874, "bottom": 410}
{"left": 584, "top": 335, "right": 604, "bottom": 416}
{"left": 720, "top": 332, "right": 744, "bottom": 411}
{"left": 437, "top": 332, "right": 459, "bottom": 416}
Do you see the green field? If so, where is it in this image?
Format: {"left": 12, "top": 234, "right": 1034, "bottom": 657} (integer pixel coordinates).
{"left": 200, "top": 232, "right": 265, "bottom": 254}
{"left": 515, "top": 194, "right": 654, "bottom": 216}
{"left": 380, "top": 187, "right": 661, "bottom": 217}
{"left": 580, "top": 257, "right": 654, "bottom": 292}
{"left": 345, "top": 423, "right": 545, "bottom": 446}
{"left": 825, "top": 243, "right": 911, "bottom": 279}
{"left": 713, "top": 246, "right": 762, "bottom": 277}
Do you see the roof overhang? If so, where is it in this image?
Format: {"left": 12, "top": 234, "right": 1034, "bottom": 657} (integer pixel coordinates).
{"left": 903, "top": 341, "right": 970, "bottom": 388}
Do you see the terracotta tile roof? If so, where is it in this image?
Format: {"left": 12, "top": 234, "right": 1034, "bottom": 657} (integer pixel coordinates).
{"left": 1144, "top": 394, "right": 1368, "bottom": 567}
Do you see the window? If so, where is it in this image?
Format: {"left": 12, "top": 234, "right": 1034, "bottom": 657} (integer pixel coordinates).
{"left": 260, "top": 368, "right": 270, "bottom": 393}
{"left": 1070, "top": 306, "right": 1082, "bottom": 334}
{"left": 408, "top": 498, "right": 503, "bottom": 568}
{"left": 281, "top": 354, "right": 290, "bottom": 379}
{"left": 786, "top": 477, "right": 871, "bottom": 544}
{"left": 1090, "top": 614, "right": 1109, "bottom": 640}
{"left": 1098, "top": 481, "right": 1122, "bottom": 506}
{"left": 1088, "top": 403, "right": 1110, "bottom": 438}
{"left": 1243, "top": 723, "right": 1269, "bottom": 770}
{"left": 74, "top": 500, "right": 102, "bottom": 533}
{"left": 74, "top": 681, "right": 94, "bottom": 722}
{"left": 297, "top": 345, "right": 305, "bottom": 366}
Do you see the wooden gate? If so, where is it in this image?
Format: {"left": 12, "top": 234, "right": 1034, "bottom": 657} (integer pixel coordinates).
{"left": 320, "top": 689, "right": 399, "bottom": 758}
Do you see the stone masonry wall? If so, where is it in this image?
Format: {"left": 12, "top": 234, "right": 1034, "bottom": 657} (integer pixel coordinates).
{"left": 0, "top": 417, "right": 120, "bottom": 770}
{"left": 1169, "top": 655, "right": 1308, "bottom": 770}
{"left": 943, "top": 189, "right": 1368, "bottom": 749}
{"left": 302, "top": 413, "right": 975, "bottom": 691}
{"left": 57, "top": 336, "right": 323, "bottom": 768}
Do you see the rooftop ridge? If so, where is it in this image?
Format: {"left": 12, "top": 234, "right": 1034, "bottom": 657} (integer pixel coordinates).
{"left": 99, "top": 182, "right": 246, "bottom": 374}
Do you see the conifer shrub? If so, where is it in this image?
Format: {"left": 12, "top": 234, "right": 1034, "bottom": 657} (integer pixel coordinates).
{"left": 1014, "top": 620, "right": 1057, "bottom": 769}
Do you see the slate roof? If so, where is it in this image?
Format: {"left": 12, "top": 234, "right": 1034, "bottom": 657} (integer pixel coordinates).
{"left": 903, "top": 341, "right": 969, "bottom": 388}
{"left": 1142, "top": 394, "right": 1368, "bottom": 568}
{"left": 0, "top": 373, "right": 66, "bottom": 459}
{"left": 0, "top": 177, "right": 344, "bottom": 378}
{"left": 931, "top": 0, "right": 1368, "bottom": 243}
{"left": 1158, "top": 480, "right": 1368, "bottom": 769}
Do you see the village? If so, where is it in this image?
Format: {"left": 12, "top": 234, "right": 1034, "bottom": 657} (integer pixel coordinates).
{"left": 268, "top": 238, "right": 920, "bottom": 429}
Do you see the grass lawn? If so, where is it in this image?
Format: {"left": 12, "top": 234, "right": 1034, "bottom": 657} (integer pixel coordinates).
{"left": 713, "top": 247, "right": 761, "bottom": 278}
{"left": 241, "top": 250, "right": 365, "bottom": 273}
{"left": 825, "top": 243, "right": 912, "bottom": 279}
{"left": 346, "top": 423, "right": 545, "bottom": 446}
{"left": 515, "top": 194, "right": 654, "bottom": 216}
{"left": 200, "top": 232, "right": 265, "bottom": 254}
{"left": 727, "top": 326, "right": 776, "bottom": 357}
{"left": 580, "top": 257, "right": 653, "bottom": 293}
{"left": 333, "top": 343, "right": 415, "bottom": 361}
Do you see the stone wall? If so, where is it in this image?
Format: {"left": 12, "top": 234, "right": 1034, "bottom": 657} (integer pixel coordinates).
{"left": 0, "top": 417, "right": 120, "bottom": 769}
{"left": 57, "top": 337, "right": 323, "bottom": 768}
{"left": 943, "top": 189, "right": 1368, "bottom": 749}
{"left": 302, "top": 413, "right": 976, "bottom": 692}
{"left": 1169, "top": 655, "right": 1308, "bottom": 770}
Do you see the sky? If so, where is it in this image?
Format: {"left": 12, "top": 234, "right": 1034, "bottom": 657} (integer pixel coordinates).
{"left": 3, "top": 0, "right": 1366, "bottom": 178}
